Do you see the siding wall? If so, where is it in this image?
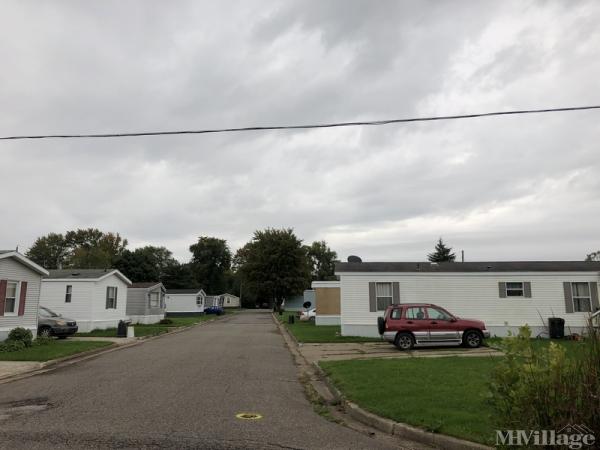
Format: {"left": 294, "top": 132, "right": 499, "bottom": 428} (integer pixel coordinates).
{"left": 126, "top": 286, "right": 166, "bottom": 316}
{"left": 339, "top": 271, "right": 600, "bottom": 337}
{"left": 0, "top": 258, "right": 43, "bottom": 340}
{"left": 166, "top": 294, "right": 204, "bottom": 313}
{"left": 222, "top": 295, "right": 240, "bottom": 308}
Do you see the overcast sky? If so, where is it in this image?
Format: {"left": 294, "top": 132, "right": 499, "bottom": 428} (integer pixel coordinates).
{"left": 1, "top": 1, "right": 599, "bottom": 263}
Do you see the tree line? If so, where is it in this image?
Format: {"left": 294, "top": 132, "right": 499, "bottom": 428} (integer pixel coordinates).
{"left": 25, "top": 228, "right": 338, "bottom": 308}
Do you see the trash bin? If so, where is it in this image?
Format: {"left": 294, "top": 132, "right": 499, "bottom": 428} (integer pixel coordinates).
{"left": 288, "top": 315, "right": 295, "bottom": 324}
{"left": 548, "top": 317, "right": 565, "bottom": 339}
{"left": 117, "top": 319, "right": 131, "bottom": 338}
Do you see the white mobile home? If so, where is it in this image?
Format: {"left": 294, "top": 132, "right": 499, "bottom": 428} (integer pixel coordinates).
{"left": 221, "top": 293, "right": 240, "bottom": 308}
{"left": 165, "top": 289, "right": 205, "bottom": 316}
{"left": 127, "top": 282, "right": 166, "bottom": 324}
{"left": 0, "top": 251, "right": 49, "bottom": 341}
{"left": 336, "top": 261, "right": 600, "bottom": 338}
{"left": 40, "top": 269, "right": 131, "bottom": 332}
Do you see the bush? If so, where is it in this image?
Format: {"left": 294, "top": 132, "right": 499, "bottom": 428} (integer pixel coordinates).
{"left": 33, "top": 336, "right": 53, "bottom": 346}
{"left": 159, "top": 318, "right": 173, "bottom": 325}
{"left": 0, "top": 340, "right": 26, "bottom": 353}
{"left": 490, "top": 324, "right": 600, "bottom": 435}
{"left": 8, "top": 327, "right": 33, "bottom": 347}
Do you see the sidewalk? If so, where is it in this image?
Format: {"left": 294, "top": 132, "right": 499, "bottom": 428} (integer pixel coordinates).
{"left": 0, "top": 361, "right": 43, "bottom": 380}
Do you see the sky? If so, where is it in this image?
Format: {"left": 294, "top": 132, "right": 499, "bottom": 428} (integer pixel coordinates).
{"left": 1, "top": 0, "right": 599, "bottom": 263}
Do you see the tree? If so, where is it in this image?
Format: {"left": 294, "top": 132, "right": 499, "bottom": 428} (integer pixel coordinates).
{"left": 26, "top": 233, "right": 69, "bottom": 269}
{"left": 585, "top": 251, "right": 600, "bottom": 262}
{"left": 114, "top": 246, "right": 175, "bottom": 282}
{"left": 305, "top": 240, "right": 338, "bottom": 281}
{"left": 427, "top": 238, "right": 456, "bottom": 262}
{"left": 189, "top": 237, "right": 232, "bottom": 294}
{"left": 26, "top": 228, "right": 128, "bottom": 269}
{"left": 235, "top": 228, "right": 311, "bottom": 311}
{"left": 161, "top": 261, "right": 198, "bottom": 290}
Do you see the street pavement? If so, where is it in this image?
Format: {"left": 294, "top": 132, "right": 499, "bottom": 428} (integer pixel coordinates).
{"left": 0, "top": 310, "right": 417, "bottom": 449}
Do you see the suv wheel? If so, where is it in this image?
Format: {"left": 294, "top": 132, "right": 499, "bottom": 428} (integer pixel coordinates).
{"left": 394, "top": 332, "right": 414, "bottom": 351}
{"left": 463, "top": 330, "right": 482, "bottom": 348}
{"left": 38, "top": 326, "right": 52, "bottom": 338}
{"left": 377, "top": 316, "right": 386, "bottom": 335}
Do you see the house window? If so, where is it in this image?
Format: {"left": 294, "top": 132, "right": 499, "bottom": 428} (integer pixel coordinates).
{"left": 4, "top": 281, "right": 18, "bottom": 314}
{"left": 196, "top": 295, "right": 203, "bottom": 306}
{"left": 375, "top": 282, "right": 393, "bottom": 311}
{"left": 106, "top": 286, "right": 117, "bottom": 309}
{"left": 149, "top": 292, "right": 160, "bottom": 308}
{"left": 571, "top": 282, "right": 592, "bottom": 312}
{"left": 506, "top": 282, "right": 524, "bottom": 297}
{"left": 65, "top": 285, "right": 72, "bottom": 303}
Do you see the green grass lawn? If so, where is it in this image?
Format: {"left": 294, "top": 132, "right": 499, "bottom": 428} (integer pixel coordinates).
{"left": 75, "top": 313, "right": 223, "bottom": 337}
{"left": 0, "top": 340, "right": 112, "bottom": 362}
{"left": 321, "top": 357, "right": 499, "bottom": 445}
{"left": 277, "top": 311, "right": 381, "bottom": 343}
{"left": 320, "top": 337, "right": 590, "bottom": 445}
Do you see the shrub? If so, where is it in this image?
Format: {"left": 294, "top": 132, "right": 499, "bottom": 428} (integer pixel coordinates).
{"left": 159, "top": 318, "right": 173, "bottom": 325}
{"left": 33, "top": 336, "right": 53, "bottom": 346}
{"left": 490, "top": 324, "right": 600, "bottom": 435}
{"left": 0, "top": 340, "right": 26, "bottom": 353}
{"left": 8, "top": 327, "right": 33, "bottom": 347}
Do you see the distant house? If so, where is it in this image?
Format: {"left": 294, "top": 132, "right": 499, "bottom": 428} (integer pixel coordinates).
{"left": 127, "top": 282, "right": 166, "bottom": 324}
{"left": 284, "top": 290, "right": 316, "bottom": 311}
{"left": 0, "top": 251, "right": 49, "bottom": 341}
{"left": 220, "top": 293, "right": 240, "bottom": 308}
{"left": 40, "top": 269, "right": 132, "bottom": 332}
{"left": 336, "top": 260, "right": 600, "bottom": 338}
{"left": 312, "top": 281, "right": 340, "bottom": 325}
{"left": 165, "top": 289, "right": 205, "bottom": 316}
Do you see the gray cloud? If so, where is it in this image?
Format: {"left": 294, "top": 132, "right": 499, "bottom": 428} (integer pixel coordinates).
{"left": 1, "top": 0, "right": 599, "bottom": 263}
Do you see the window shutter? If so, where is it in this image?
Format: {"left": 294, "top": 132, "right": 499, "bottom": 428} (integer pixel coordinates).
{"left": 498, "top": 282, "right": 506, "bottom": 298}
{"left": 105, "top": 287, "right": 110, "bottom": 309}
{"left": 590, "top": 282, "right": 600, "bottom": 311}
{"left": 392, "top": 282, "right": 400, "bottom": 304}
{"left": 524, "top": 282, "right": 532, "bottom": 298}
{"left": 0, "top": 280, "right": 6, "bottom": 317}
{"left": 18, "top": 281, "right": 27, "bottom": 316}
{"left": 563, "top": 282, "right": 574, "bottom": 313}
{"left": 115, "top": 287, "right": 118, "bottom": 309}
{"left": 368, "top": 282, "right": 376, "bottom": 312}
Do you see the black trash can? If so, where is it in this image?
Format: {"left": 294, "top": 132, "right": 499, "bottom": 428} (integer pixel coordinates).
{"left": 548, "top": 317, "right": 565, "bottom": 339}
{"left": 288, "top": 315, "right": 295, "bottom": 325}
{"left": 117, "top": 320, "right": 130, "bottom": 338}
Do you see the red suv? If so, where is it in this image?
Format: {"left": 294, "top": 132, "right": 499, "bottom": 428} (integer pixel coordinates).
{"left": 378, "top": 303, "right": 490, "bottom": 350}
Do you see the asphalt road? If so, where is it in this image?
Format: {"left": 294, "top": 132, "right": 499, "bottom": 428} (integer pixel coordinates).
{"left": 0, "top": 310, "right": 411, "bottom": 450}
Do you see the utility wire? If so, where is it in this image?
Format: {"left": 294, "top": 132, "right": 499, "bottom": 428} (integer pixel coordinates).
{"left": 1, "top": 105, "right": 599, "bottom": 140}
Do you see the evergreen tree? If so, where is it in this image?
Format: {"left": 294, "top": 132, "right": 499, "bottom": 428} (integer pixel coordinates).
{"left": 427, "top": 238, "right": 456, "bottom": 262}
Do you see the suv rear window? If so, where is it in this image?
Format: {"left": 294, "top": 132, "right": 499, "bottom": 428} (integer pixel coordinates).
{"left": 390, "top": 308, "right": 401, "bottom": 319}
{"left": 405, "top": 306, "right": 426, "bottom": 320}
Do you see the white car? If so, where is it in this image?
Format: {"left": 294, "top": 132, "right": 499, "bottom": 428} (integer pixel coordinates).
{"left": 299, "top": 308, "right": 316, "bottom": 322}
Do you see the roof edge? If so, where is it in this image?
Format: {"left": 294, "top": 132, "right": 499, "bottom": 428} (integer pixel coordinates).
{"left": 0, "top": 251, "right": 49, "bottom": 276}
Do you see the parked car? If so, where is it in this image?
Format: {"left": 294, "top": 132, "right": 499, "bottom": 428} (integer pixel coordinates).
{"left": 205, "top": 306, "right": 224, "bottom": 315}
{"left": 38, "top": 306, "right": 78, "bottom": 338}
{"left": 299, "top": 308, "right": 316, "bottom": 322}
{"left": 378, "top": 303, "right": 490, "bottom": 350}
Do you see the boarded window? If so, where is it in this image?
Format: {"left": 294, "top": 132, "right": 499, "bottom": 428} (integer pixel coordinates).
{"left": 375, "top": 282, "right": 393, "bottom": 311}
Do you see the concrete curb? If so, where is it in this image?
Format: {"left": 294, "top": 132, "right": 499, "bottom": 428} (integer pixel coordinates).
{"left": 274, "top": 314, "right": 493, "bottom": 450}
{"left": 0, "top": 314, "right": 230, "bottom": 385}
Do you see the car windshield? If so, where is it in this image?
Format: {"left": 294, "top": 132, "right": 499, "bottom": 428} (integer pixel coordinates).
{"left": 39, "top": 307, "right": 59, "bottom": 317}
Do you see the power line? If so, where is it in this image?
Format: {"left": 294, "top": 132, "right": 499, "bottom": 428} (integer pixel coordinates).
{"left": 1, "top": 105, "right": 599, "bottom": 141}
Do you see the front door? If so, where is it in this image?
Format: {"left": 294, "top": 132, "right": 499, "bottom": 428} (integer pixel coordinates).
{"left": 426, "top": 307, "right": 460, "bottom": 343}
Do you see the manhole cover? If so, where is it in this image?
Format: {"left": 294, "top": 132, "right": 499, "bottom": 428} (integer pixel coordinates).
{"left": 235, "top": 412, "right": 263, "bottom": 420}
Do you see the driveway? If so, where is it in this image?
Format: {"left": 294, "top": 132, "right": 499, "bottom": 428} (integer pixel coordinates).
{"left": 0, "top": 310, "right": 427, "bottom": 449}
{"left": 298, "top": 342, "right": 502, "bottom": 364}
